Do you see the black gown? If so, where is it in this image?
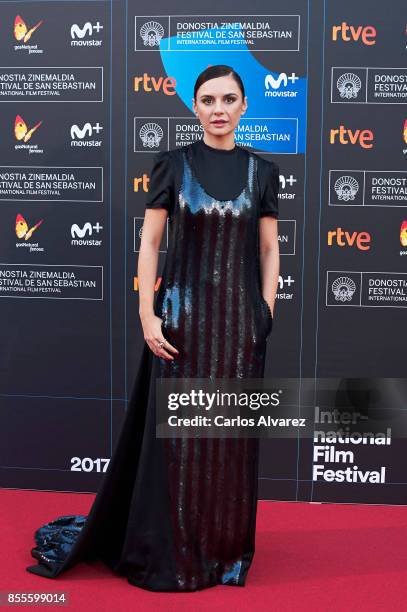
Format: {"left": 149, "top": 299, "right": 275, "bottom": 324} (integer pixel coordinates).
{"left": 26, "top": 139, "right": 280, "bottom": 591}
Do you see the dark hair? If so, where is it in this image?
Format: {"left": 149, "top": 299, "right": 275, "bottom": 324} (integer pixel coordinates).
{"left": 193, "top": 65, "right": 245, "bottom": 100}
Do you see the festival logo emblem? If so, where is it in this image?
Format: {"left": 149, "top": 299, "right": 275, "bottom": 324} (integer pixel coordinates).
{"left": 139, "top": 21, "right": 165, "bottom": 47}
{"left": 334, "top": 176, "right": 360, "bottom": 201}
{"left": 331, "top": 276, "right": 357, "bottom": 302}
{"left": 139, "top": 122, "right": 164, "bottom": 148}
{"left": 336, "top": 72, "right": 362, "bottom": 99}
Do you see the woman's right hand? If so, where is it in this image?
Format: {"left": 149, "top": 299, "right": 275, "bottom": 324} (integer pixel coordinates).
{"left": 141, "top": 314, "right": 179, "bottom": 361}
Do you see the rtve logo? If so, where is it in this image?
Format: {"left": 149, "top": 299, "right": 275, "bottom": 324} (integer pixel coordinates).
{"left": 330, "top": 125, "right": 374, "bottom": 149}
{"left": 134, "top": 276, "right": 162, "bottom": 292}
{"left": 327, "top": 227, "right": 371, "bottom": 250}
{"left": 133, "top": 73, "right": 176, "bottom": 95}
{"left": 332, "top": 22, "right": 376, "bottom": 45}
{"left": 133, "top": 174, "right": 150, "bottom": 193}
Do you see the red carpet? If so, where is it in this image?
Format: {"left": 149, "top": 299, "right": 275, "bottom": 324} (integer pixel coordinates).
{"left": 1, "top": 489, "right": 407, "bottom": 611}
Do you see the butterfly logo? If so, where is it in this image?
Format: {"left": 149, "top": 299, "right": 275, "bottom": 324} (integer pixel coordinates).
{"left": 15, "top": 213, "right": 44, "bottom": 240}
{"left": 14, "top": 115, "right": 42, "bottom": 142}
{"left": 14, "top": 15, "right": 43, "bottom": 42}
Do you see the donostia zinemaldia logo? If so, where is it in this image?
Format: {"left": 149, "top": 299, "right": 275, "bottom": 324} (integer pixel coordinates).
{"left": 334, "top": 175, "right": 359, "bottom": 201}
{"left": 332, "top": 276, "right": 356, "bottom": 302}
{"left": 336, "top": 72, "right": 362, "bottom": 99}
{"left": 140, "top": 21, "right": 164, "bottom": 47}
{"left": 139, "top": 122, "right": 163, "bottom": 148}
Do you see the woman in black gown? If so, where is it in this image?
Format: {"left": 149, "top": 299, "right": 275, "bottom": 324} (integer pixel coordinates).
{"left": 26, "top": 65, "right": 280, "bottom": 591}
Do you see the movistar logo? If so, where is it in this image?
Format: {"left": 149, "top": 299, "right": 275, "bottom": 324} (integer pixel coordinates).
{"left": 70, "top": 22, "right": 103, "bottom": 38}
{"left": 71, "top": 222, "right": 103, "bottom": 238}
{"left": 70, "top": 21, "right": 103, "bottom": 47}
{"left": 70, "top": 122, "right": 103, "bottom": 139}
{"left": 71, "top": 222, "right": 103, "bottom": 246}
{"left": 264, "top": 73, "right": 299, "bottom": 98}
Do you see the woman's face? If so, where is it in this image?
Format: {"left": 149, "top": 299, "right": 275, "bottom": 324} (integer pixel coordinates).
{"left": 193, "top": 74, "right": 247, "bottom": 138}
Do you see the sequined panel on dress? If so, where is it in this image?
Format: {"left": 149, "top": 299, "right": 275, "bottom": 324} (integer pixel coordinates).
{"left": 154, "top": 146, "right": 269, "bottom": 590}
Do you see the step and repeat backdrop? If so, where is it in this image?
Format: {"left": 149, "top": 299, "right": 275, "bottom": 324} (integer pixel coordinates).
{"left": 0, "top": 0, "right": 406, "bottom": 505}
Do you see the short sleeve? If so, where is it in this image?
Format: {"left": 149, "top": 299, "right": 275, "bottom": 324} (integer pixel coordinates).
{"left": 258, "top": 160, "right": 280, "bottom": 219}
{"left": 145, "top": 151, "right": 174, "bottom": 217}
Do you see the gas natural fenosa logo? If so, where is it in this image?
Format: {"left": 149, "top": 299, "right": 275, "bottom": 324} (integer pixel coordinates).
{"left": 400, "top": 220, "right": 407, "bottom": 256}
{"left": 14, "top": 115, "right": 43, "bottom": 154}
{"left": 15, "top": 114, "right": 42, "bottom": 142}
{"left": 14, "top": 15, "right": 43, "bottom": 42}
{"left": 15, "top": 213, "right": 44, "bottom": 253}
{"left": 13, "top": 15, "right": 44, "bottom": 54}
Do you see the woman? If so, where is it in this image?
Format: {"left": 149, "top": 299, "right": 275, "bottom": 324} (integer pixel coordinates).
{"left": 26, "top": 64, "right": 280, "bottom": 591}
